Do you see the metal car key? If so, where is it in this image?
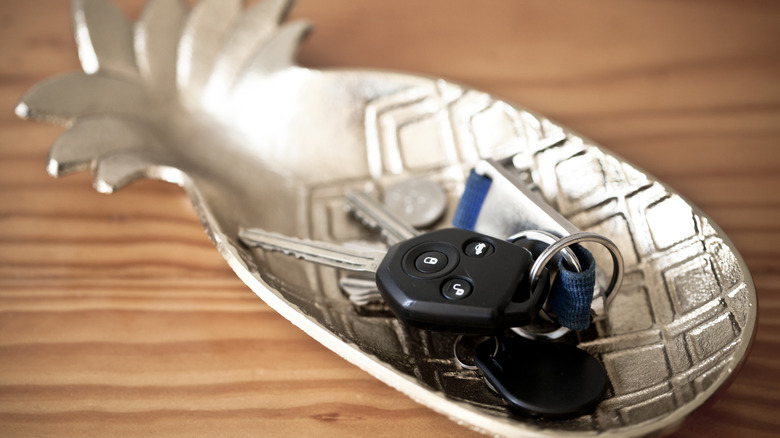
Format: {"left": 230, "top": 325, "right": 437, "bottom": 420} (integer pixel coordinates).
{"left": 238, "top": 228, "right": 386, "bottom": 272}
{"left": 239, "top": 227, "right": 550, "bottom": 334}
{"left": 338, "top": 275, "right": 383, "bottom": 305}
{"left": 345, "top": 191, "right": 420, "bottom": 246}
{"left": 342, "top": 191, "right": 421, "bottom": 305}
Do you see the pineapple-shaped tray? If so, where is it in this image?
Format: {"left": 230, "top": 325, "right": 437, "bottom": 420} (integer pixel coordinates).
{"left": 17, "top": 0, "right": 757, "bottom": 436}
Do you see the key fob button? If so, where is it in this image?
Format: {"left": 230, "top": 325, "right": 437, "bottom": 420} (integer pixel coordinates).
{"left": 442, "top": 278, "right": 472, "bottom": 300}
{"left": 464, "top": 240, "right": 494, "bottom": 257}
{"left": 400, "top": 241, "right": 460, "bottom": 279}
{"left": 415, "top": 251, "right": 448, "bottom": 273}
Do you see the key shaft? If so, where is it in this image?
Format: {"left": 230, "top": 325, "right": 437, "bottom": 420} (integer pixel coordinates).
{"left": 346, "top": 191, "right": 419, "bottom": 246}
{"left": 239, "top": 228, "right": 385, "bottom": 273}
{"left": 339, "top": 276, "right": 383, "bottom": 305}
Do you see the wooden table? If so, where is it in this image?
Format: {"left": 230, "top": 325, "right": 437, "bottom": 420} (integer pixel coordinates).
{"left": 2, "top": 1, "right": 778, "bottom": 436}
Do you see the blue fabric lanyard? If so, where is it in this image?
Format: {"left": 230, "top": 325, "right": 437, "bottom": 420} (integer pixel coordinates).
{"left": 453, "top": 169, "right": 595, "bottom": 330}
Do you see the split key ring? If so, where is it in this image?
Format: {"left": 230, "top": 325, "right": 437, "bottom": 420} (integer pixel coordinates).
{"left": 509, "top": 230, "right": 624, "bottom": 340}
{"left": 530, "top": 231, "right": 623, "bottom": 307}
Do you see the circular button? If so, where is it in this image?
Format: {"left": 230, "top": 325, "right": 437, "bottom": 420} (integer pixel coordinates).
{"left": 442, "top": 278, "right": 473, "bottom": 300}
{"left": 464, "top": 240, "right": 494, "bottom": 257}
{"left": 402, "top": 242, "right": 459, "bottom": 279}
{"left": 414, "top": 251, "right": 448, "bottom": 274}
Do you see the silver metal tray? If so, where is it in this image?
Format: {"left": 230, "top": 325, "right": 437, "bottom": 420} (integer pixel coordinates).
{"left": 17, "top": 0, "right": 757, "bottom": 436}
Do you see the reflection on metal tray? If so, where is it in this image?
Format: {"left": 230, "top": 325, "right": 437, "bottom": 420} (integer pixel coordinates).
{"left": 16, "top": 0, "right": 756, "bottom": 436}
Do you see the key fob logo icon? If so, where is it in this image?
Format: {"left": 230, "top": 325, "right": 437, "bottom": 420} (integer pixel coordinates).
{"left": 442, "top": 278, "right": 472, "bottom": 300}
{"left": 411, "top": 250, "right": 450, "bottom": 275}
{"left": 465, "top": 240, "right": 494, "bottom": 258}
{"left": 453, "top": 283, "right": 466, "bottom": 296}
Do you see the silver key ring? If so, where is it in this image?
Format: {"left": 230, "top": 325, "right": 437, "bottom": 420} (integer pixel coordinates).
{"left": 507, "top": 230, "right": 582, "bottom": 273}
{"left": 509, "top": 230, "right": 582, "bottom": 340}
{"left": 530, "top": 232, "right": 624, "bottom": 306}
{"left": 453, "top": 335, "right": 498, "bottom": 371}
{"left": 509, "top": 230, "right": 623, "bottom": 340}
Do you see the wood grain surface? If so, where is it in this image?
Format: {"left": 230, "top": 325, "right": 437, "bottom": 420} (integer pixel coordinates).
{"left": 1, "top": 0, "right": 779, "bottom": 436}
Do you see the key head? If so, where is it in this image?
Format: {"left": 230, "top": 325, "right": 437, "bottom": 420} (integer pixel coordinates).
{"left": 474, "top": 336, "right": 608, "bottom": 418}
{"left": 375, "top": 228, "right": 549, "bottom": 334}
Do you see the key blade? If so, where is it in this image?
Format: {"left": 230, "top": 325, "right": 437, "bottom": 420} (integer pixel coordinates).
{"left": 239, "top": 228, "right": 385, "bottom": 272}
{"left": 345, "top": 192, "right": 419, "bottom": 245}
{"left": 339, "top": 275, "right": 382, "bottom": 297}
{"left": 339, "top": 276, "right": 383, "bottom": 305}
{"left": 339, "top": 275, "right": 377, "bottom": 291}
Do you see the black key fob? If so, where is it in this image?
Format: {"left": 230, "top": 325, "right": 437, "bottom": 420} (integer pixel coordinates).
{"left": 474, "top": 336, "right": 607, "bottom": 418}
{"left": 375, "top": 228, "right": 550, "bottom": 334}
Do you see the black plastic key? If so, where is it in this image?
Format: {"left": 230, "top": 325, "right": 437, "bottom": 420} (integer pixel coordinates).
{"left": 376, "top": 228, "right": 549, "bottom": 334}
{"left": 474, "top": 335, "right": 608, "bottom": 417}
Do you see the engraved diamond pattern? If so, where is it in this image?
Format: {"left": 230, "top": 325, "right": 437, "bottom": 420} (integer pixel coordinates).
{"left": 260, "top": 83, "right": 754, "bottom": 431}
